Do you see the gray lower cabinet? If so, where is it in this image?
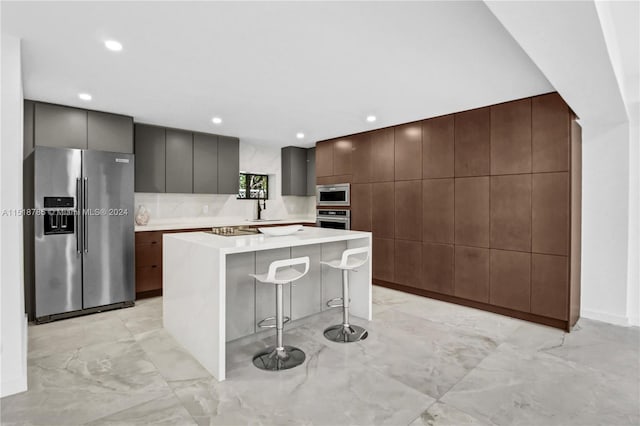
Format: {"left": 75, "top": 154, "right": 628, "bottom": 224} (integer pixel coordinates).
{"left": 165, "top": 129, "right": 193, "bottom": 193}
{"left": 218, "top": 136, "right": 240, "bottom": 194}
{"left": 87, "top": 111, "right": 133, "bottom": 153}
{"left": 306, "top": 147, "right": 316, "bottom": 196}
{"left": 134, "top": 124, "right": 166, "bottom": 192}
{"left": 24, "top": 100, "right": 35, "bottom": 158}
{"left": 291, "top": 244, "right": 322, "bottom": 319}
{"left": 34, "top": 103, "right": 87, "bottom": 149}
{"left": 193, "top": 133, "right": 218, "bottom": 193}
{"left": 255, "top": 248, "right": 292, "bottom": 329}
{"left": 226, "top": 252, "right": 256, "bottom": 341}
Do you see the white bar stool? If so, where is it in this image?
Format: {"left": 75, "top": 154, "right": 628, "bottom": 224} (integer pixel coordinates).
{"left": 321, "top": 247, "right": 369, "bottom": 343}
{"left": 250, "top": 256, "right": 310, "bottom": 371}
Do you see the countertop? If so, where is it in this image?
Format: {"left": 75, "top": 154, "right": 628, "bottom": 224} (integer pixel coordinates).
{"left": 135, "top": 216, "right": 316, "bottom": 232}
{"left": 163, "top": 226, "right": 371, "bottom": 254}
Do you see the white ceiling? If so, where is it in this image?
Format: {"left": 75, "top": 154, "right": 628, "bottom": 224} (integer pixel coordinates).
{"left": 2, "top": 1, "right": 554, "bottom": 148}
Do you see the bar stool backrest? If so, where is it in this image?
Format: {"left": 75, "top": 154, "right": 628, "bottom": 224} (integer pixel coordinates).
{"left": 265, "top": 256, "right": 310, "bottom": 283}
{"left": 339, "top": 247, "right": 370, "bottom": 270}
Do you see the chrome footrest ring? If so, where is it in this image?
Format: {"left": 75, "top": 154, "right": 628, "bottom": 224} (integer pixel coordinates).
{"left": 326, "top": 297, "right": 344, "bottom": 308}
{"left": 257, "top": 316, "right": 291, "bottom": 328}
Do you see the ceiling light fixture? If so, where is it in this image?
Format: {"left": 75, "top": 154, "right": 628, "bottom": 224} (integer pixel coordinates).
{"left": 212, "top": 117, "right": 222, "bottom": 124}
{"left": 78, "top": 93, "right": 92, "bottom": 101}
{"left": 366, "top": 115, "right": 377, "bottom": 123}
{"left": 296, "top": 133, "right": 305, "bottom": 139}
{"left": 104, "top": 40, "right": 123, "bottom": 52}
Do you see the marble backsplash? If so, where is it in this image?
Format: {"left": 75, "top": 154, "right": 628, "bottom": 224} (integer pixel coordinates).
{"left": 134, "top": 141, "right": 315, "bottom": 222}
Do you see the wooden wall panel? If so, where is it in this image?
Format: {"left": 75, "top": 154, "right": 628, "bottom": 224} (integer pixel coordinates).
{"left": 373, "top": 238, "right": 394, "bottom": 282}
{"left": 490, "top": 249, "right": 531, "bottom": 312}
{"left": 394, "top": 123, "right": 422, "bottom": 181}
{"left": 454, "top": 246, "right": 489, "bottom": 303}
{"left": 491, "top": 98, "right": 532, "bottom": 175}
{"left": 532, "top": 93, "right": 570, "bottom": 173}
{"left": 422, "top": 243, "right": 454, "bottom": 295}
{"left": 531, "top": 254, "right": 568, "bottom": 320}
{"left": 351, "top": 183, "right": 371, "bottom": 232}
{"left": 532, "top": 172, "right": 569, "bottom": 255}
{"left": 423, "top": 178, "right": 454, "bottom": 244}
{"left": 370, "top": 128, "right": 395, "bottom": 182}
{"left": 395, "top": 180, "right": 422, "bottom": 241}
{"left": 351, "top": 133, "right": 371, "bottom": 183}
{"left": 455, "top": 177, "right": 490, "bottom": 247}
{"left": 315, "top": 140, "right": 333, "bottom": 177}
{"left": 423, "top": 115, "right": 454, "bottom": 178}
{"left": 394, "top": 240, "right": 422, "bottom": 288}
{"left": 371, "top": 182, "right": 395, "bottom": 239}
{"left": 490, "top": 174, "right": 532, "bottom": 252}
{"left": 454, "top": 107, "right": 490, "bottom": 177}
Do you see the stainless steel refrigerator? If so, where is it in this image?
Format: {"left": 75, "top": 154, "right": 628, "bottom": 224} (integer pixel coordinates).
{"left": 25, "top": 146, "right": 134, "bottom": 323}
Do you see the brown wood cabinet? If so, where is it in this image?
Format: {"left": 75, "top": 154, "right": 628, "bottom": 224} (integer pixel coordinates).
{"left": 490, "top": 99, "right": 532, "bottom": 175}
{"left": 313, "top": 92, "right": 581, "bottom": 331}
{"left": 135, "top": 231, "right": 163, "bottom": 296}
{"left": 394, "top": 123, "right": 422, "bottom": 181}
{"left": 454, "top": 107, "right": 490, "bottom": 177}
{"left": 423, "top": 115, "right": 454, "bottom": 178}
{"left": 315, "top": 140, "right": 334, "bottom": 177}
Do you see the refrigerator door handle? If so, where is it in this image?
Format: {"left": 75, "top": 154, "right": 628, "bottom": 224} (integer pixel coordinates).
{"left": 83, "top": 177, "right": 88, "bottom": 254}
{"left": 76, "top": 178, "right": 82, "bottom": 253}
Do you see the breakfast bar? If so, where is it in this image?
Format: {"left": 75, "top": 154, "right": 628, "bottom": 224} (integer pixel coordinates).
{"left": 163, "top": 226, "right": 372, "bottom": 380}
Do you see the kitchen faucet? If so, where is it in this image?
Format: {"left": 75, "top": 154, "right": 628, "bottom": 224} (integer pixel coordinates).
{"left": 257, "top": 197, "right": 266, "bottom": 220}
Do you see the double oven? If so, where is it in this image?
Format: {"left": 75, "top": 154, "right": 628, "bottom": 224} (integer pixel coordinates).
{"left": 316, "top": 183, "right": 350, "bottom": 230}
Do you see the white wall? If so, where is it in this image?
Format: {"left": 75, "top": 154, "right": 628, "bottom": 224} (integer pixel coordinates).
{"left": 627, "top": 108, "right": 639, "bottom": 326}
{"left": 135, "top": 141, "right": 315, "bottom": 222}
{"left": 0, "top": 34, "right": 28, "bottom": 397}
{"left": 581, "top": 121, "right": 631, "bottom": 325}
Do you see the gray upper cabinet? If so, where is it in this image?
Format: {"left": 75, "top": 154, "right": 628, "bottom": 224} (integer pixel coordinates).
{"left": 193, "top": 133, "right": 218, "bottom": 194}
{"left": 282, "top": 146, "right": 315, "bottom": 196}
{"left": 282, "top": 146, "right": 308, "bottom": 196}
{"left": 165, "top": 129, "right": 193, "bottom": 193}
{"left": 87, "top": 111, "right": 133, "bottom": 153}
{"left": 218, "top": 136, "right": 240, "bottom": 194}
{"left": 306, "top": 147, "right": 315, "bottom": 196}
{"left": 24, "top": 100, "right": 35, "bottom": 158}
{"left": 134, "top": 124, "right": 166, "bottom": 193}
{"left": 34, "top": 103, "right": 87, "bottom": 149}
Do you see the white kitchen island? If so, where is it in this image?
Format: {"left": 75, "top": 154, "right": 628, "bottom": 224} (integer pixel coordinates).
{"left": 163, "top": 226, "right": 372, "bottom": 381}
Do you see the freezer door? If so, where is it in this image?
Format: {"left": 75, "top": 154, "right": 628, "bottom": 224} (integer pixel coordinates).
{"left": 82, "top": 150, "right": 135, "bottom": 308}
{"left": 34, "top": 147, "right": 83, "bottom": 318}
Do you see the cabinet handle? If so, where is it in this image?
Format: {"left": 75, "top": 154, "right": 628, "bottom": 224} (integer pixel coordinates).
{"left": 151, "top": 265, "right": 157, "bottom": 268}
{"left": 151, "top": 241, "right": 158, "bottom": 245}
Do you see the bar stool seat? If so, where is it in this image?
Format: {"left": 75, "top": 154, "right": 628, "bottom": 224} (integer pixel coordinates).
{"left": 321, "top": 246, "right": 369, "bottom": 343}
{"left": 250, "top": 256, "right": 309, "bottom": 371}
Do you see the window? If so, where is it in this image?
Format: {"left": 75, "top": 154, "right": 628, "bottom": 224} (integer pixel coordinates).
{"left": 238, "top": 172, "right": 268, "bottom": 199}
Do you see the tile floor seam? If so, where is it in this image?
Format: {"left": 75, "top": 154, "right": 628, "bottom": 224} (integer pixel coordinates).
{"left": 79, "top": 390, "right": 173, "bottom": 425}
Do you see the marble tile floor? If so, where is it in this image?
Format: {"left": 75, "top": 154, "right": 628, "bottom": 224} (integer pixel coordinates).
{"left": 1, "top": 286, "right": 638, "bottom": 425}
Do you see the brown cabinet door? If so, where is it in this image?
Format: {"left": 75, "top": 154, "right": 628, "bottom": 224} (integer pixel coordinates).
{"left": 371, "top": 128, "right": 395, "bottom": 182}
{"left": 422, "top": 243, "right": 454, "bottom": 295}
{"left": 423, "top": 178, "right": 454, "bottom": 244}
{"left": 352, "top": 133, "right": 371, "bottom": 183}
{"left": 531, "top": 254, "right": 569, "bottom": 320}
{"left": 373, "top": 238, "right": 394, "bottom": 282}
{"left": 315, "top": 140, "right": 334, "bottom": 177}
{"left": 489, "top": 249, "right": 531, "bottom": 312}
{"left": 371, "top": 182, "right": 395, "bottom": 239}
{"left": 135, "top": 266, "right": 162, "bottom": 293}
{"left": 333, "top": 138, "right": 352, "bottom": 176}
{"left": 135, "top": 243, "right": 162, "bottom": 267}
{"left": 454, "top": 246, "right": 489, "bottom": 302}
{"left": 395, "top": 180, "right": 422, "bottom": 241}
{"left": 454, "top": 107, "right": 490, "bottom": 177}
{"left": 394, "top": 123, "right": 422, "bottom": 181}
{"left": 351, "top": 183, "right": 372, "bottom": 232}
{"left": 394, "top": 240, "right": 422, "bottom": 288}
{"left": 491, "top": 99, "right": 532, "bottom": 175}
{"left": 532, "top": 93, "right": 570, "bottom": 173}
{"left": 455, "top": 177, "right": 490, "bottom": 247}
{"left": 532, "top": 172, "right": 569, "bottom": 255}
{"left": 490, "top": 174, "right": 532, "bottom": 252}
{"left": 423, "top": 115, "right": 454, "bottom": 178}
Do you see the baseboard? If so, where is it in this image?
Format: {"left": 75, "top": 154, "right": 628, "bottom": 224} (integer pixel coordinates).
{"left": 581, "top": 308, "right": 630, "bottom": 326}
{"left": 629, "top": 315, "right": 640, "bottom": 327}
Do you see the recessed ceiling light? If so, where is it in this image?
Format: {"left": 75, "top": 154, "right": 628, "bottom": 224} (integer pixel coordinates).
{"left": 104, "top": 40, "right": 123, "bottom": 52}
{"left": 366, "top": 115, "right": 377, "bottom": 123}
{"left": 296, "top": 133, "right": 305, "bottom": 139}
{"left": 78, "top": 93, "right": 92, "bottom": 101}
{"left": 212, "top": 117, "right": 222, "bottom": 124}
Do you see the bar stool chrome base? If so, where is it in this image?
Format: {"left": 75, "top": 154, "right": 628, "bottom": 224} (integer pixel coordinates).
{"left": 323, "top": 324, "right": 368, "bottom": 343}
{"left": 252, "top": 345, "right": 306, "bottom": 371}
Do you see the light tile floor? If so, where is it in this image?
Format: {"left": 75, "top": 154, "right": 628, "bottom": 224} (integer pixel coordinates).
{"left": 1, "top": 286, "right": 639, "bottom": 425}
